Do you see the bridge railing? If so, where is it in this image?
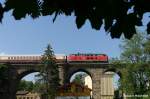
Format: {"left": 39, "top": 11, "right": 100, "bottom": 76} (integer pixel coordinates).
{"left": 0, "top": 55, "right": 66, "bottom": 63}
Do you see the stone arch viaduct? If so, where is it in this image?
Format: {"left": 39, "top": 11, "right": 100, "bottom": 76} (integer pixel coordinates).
{"left": 0, "top": 55, "right": 120, "bottom": 99}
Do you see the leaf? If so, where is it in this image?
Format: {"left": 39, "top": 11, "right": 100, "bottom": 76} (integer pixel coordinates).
{"left": 123, "top": 26, "right": 136, "bottom": 39}
{"left": 0, "top": 3, "right": 4, "bottom": 22}
{"left": 41, "top": 0, "right": 59, "bottom": 16}
{"left": 104, "top": 17, "right": 113, "bottom": 32}
{"left": 5, "top": 0, "right": 40, "bottom": 20}
{"left": 147, "top": 22, "right": 150, "bottom": 34}
{"left": 76, "top": 15, "right": 86, "bottom": 29}
{"left": 123, "top": 14, "right": 137, "bottom": 39}
{"left": 53, "top": 11, "right": 58, "bottom": 22}
{"left": 88, "top": 15, "right": 102, "bottom": 30}
{"left": 110, "top": 21, "right": 123, "bottom": 38}
{"left": 12, "top": 9, "right": 26, "bottom": 20}
{"left": 28, "top": 0, "right": 41, "bottom": 19}
{"left": 4, "top": 0, "right": 15, "bottom": 12}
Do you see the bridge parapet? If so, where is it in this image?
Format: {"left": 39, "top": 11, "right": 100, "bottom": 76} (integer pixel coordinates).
{"left": 0, "top": 54, "right": 66, "bottom": 64}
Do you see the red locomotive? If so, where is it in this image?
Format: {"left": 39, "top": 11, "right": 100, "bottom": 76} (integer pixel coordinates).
{"left": 67, "top": 53, "right": 108, "bottom": 62}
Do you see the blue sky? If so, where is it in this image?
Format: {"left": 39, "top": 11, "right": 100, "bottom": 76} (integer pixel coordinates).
{"left": 0, "top": 12, "right": 122, "bottom": 57}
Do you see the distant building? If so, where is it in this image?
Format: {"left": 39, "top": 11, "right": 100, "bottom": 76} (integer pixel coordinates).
{"left": 84, "top": 76, "right": 92, "bottom": 96}
{"left": 16, "top": 91, "right": 41, "bottom": 99}
{"left": 84, "top": 76, "right": 92, "bottom": 89}
{"left": 56, "top": 82, "right": 92, "bottom": 99}
{"left": 101, "top": 72, "right": 114, "bottom": 99}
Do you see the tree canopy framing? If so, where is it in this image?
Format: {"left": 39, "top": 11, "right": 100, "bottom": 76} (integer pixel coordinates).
{"left": 0, "top": 0, "right": 149, "bottom": 39}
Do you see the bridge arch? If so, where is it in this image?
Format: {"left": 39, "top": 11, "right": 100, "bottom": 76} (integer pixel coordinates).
{"left": 65, "top": 68, "right": 93, "bottom": 83}
{"left": 68, "top": 68, "right": 93, "bottom": 97}
{"left": 103, "top": 68, "right": 122, "bottom": 78}
{"left": 17, "top": 69, "right": 39, "bottom": 80}
{"left": 68, "top": 68, "right": 92, "bottom": 81}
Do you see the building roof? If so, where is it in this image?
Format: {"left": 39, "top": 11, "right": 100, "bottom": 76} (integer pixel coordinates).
{"left": 16, "top": 91, "right": 29, "bottom": 95}
{"left": 57, "top": 82, "right": 92, "bottom": 96}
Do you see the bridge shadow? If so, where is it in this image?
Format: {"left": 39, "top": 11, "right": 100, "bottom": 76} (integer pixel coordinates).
{"left": 17, "top": 69, "right": 39, "bottom": 80}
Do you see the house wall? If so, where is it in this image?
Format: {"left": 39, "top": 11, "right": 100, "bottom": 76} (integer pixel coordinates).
{"left": 16, "top": 92, "right": 41, "bottom": 99}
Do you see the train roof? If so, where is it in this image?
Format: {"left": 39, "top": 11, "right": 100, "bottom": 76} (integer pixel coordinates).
{"left": 69, "top": 53, "right": 107, "bottom": 56}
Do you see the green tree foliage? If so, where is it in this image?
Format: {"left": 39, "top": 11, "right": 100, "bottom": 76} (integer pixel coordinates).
{"left": 120, "top": 33, "right": 146, "bottom": 63}
{"left": 36, "top": 44, "right": 60, "bottom": 99}
{"left": 17, "top": 80, "right": 34, "bottom": 92}
{"left": 0, "top": 64, "right": 10, "bottom": 94}
{"left": 0, "top": 64, "right": 8, "bottom": 90}
{"left": 33, "top": 81, "right": 46, "bottom": 93}
{"left": 0, "top": 0, "right": 149, "bottom": 39}
{"left": 114, "top": 89, "right": 122, "bottom": 99}
{"left": 72, "top": 74, "right": 86, "bottom": 86}
{"left": 119, "top": 33, "right": 150, "bottom": 97}
{"left": 0, "top": 64, "right": 8, "bottom": 80}
{"left": 17, "top": 79, "right": 47, "bottom": 93}
{"left": 143, "top": 37, "right": 150, "bottom": 62}
{"left": 121, "top": 63, "right": 150, "bottom": 96}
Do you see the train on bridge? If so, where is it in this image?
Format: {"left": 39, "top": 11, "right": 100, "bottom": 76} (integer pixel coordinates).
{"left": 0, "top": 53, "right": 108, "bottom": 63}
{"left": 67, "top": 53, "right": 108, "bottom": 62}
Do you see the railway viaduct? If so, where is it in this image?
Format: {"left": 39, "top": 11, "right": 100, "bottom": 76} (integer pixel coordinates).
{"left": 0, "top": 55, "right": 119, "bottom": 99}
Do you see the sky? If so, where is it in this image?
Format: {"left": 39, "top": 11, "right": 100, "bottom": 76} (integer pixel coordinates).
{"left": 0, "top": 9, "right": 149, "bottom": 88}
{"left": 0, "top": 12, "right": 122, "bottom": 57}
